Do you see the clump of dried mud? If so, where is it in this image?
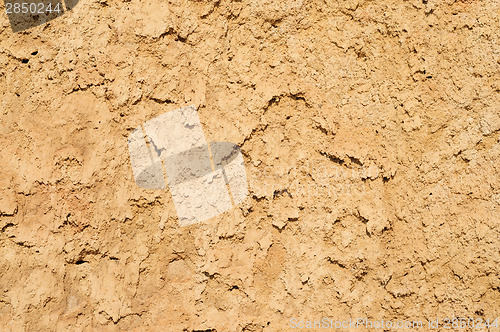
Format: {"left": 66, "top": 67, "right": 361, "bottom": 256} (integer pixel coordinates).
{"left": 0, "top": 0, "right": 499, "bottom": 330}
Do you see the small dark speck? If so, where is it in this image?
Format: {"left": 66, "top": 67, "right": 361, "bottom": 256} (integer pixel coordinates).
{"left": 21, "top": 58, "right": 29, "bottom": 64}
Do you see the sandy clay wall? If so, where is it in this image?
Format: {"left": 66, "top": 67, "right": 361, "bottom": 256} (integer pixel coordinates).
{"left": 0, "top": 0, "right": 499, "bottom": 330}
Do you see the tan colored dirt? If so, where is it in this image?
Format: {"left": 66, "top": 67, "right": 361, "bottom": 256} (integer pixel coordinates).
{"left": 0, "top": 0, "right": 499, "bottom": 330}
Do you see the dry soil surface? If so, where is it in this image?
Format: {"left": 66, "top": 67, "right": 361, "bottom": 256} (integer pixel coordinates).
{"left": 0, "top": 0, "right": 499, "bottom": 331}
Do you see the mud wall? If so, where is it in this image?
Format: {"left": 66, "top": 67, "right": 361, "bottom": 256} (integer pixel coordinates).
{"left": 0, "top": 0, "right": 499, "bottom": 330}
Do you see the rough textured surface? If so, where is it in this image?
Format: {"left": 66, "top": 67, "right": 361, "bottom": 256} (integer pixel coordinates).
{"left": 0, "top": 0, "right": 499, "bottom": 330}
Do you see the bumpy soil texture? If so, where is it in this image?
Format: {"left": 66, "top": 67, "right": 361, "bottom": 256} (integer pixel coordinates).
{"left": 0, "top": 0, "right": 499, "bottom": 331}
